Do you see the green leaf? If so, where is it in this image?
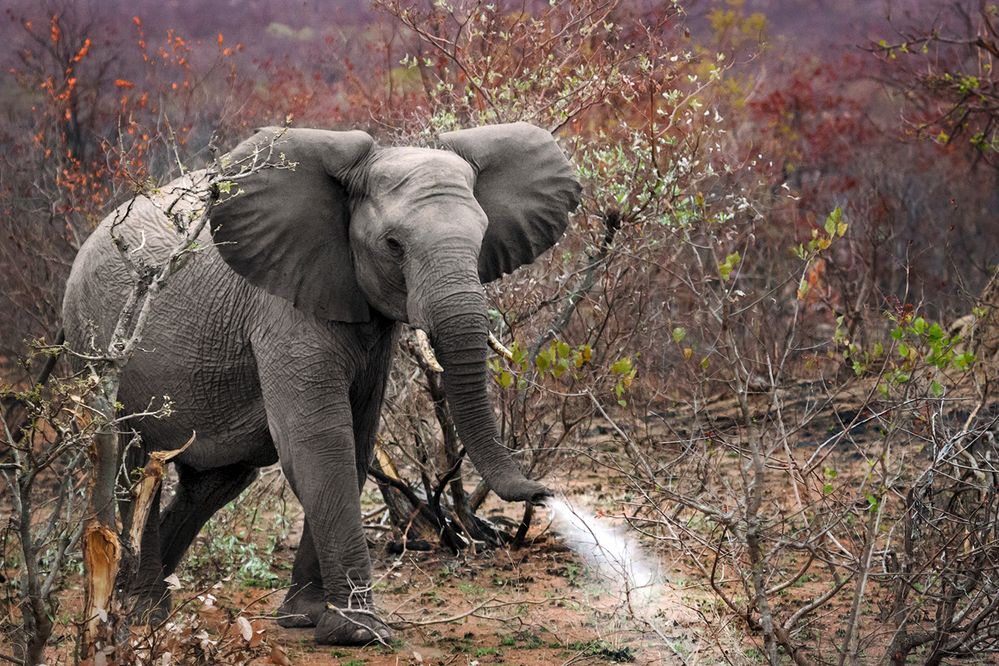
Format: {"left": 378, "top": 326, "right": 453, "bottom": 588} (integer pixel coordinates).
{"left": 954, "top": 351, "right": 976, "bottom": 371}
{"left": 823, "top": 212, "right": 837, "bottom": 236}
{"left": 823, "top": 207, "right": 842, "bottom": 238}
{"left": 535, "top": 350, "right": 551, "bottom": 373}
{"left": 833, "top": 315, "right": 848, "bottom": 344}
{"left": 510, "top": 342, "right": 528, "bottom": 369}
{"left": 719, "top": 252, "right": 741, "bottom": 281}
{"left": 672, "top": 326, "right": 687, "bottom": 344}
{"left": 498, "top": 370, "right": 513, "bottom": 389}
{"left": 930, "top": 380, "right": 943, "bottom": 397}
{"left": 610, "top": 357, "right": 633, "bottom": 375}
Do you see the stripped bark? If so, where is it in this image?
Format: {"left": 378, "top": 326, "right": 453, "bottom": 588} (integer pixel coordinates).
{"left": 80, "top": 380, "right": 121, "bottom": 658}
{"left": 127, "top": 434, "right": 195, "bottom": 559}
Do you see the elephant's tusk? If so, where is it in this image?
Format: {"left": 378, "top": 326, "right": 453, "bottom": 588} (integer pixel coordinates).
{"left": 488, "top": 332, "right": 515, "bottom": 363}
{"left": 413, "top": 329, "right": 444, "bottom": 372}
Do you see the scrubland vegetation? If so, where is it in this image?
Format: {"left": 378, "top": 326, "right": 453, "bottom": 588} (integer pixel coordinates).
{"left": 3, "top": 1, "right": 999, "bottom": 663}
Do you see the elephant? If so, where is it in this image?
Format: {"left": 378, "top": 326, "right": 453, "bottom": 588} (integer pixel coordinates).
{"left": 61, "top": 122, "right": 581, "bottom": 645}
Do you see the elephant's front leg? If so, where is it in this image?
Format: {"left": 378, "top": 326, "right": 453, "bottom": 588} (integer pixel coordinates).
{"left": 278, "top": 341, "right": 393, "bottom": 630}
{"left": 256, "top": 317, "right": 392, "bottom": 645}
{"left": 279, "top": 423, "right": 391, "bottom": 645}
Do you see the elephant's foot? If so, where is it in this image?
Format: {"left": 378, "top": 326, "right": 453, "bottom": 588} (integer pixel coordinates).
{"left": 276, "top": 585, "right": 325, "bottom": 628}
{"left": 127, "top": 588, "right": 171, "bottom": 626}
{"left": 314, "top": 607, "right": 392, "bottom": 646}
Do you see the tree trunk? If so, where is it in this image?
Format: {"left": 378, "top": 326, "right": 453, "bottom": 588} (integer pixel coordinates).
{"left": 80, "top": 374, "right": 122, "bottom": 660}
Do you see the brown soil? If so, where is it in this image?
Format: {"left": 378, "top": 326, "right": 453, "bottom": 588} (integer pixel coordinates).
{"left": 241, "top": 496, "right": 710, "bottom": 666}
{"left": 2, "top": 486, "right": 712, "bottom": 665}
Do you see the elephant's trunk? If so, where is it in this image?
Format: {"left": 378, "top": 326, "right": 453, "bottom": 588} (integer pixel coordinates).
{"left": 410, "top": 252, "right": 549, "bottom": 504}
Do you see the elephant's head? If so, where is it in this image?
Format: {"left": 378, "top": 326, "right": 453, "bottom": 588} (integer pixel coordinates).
{"left": 210, "top": 123, "right": 581, "bottom": 503}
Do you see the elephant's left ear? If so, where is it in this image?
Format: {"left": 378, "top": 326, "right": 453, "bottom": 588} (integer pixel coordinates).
{"left": 439, "top": 122, "right": 581, "bottom": 283}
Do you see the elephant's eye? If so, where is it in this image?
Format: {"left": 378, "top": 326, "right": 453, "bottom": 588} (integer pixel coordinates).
{"left": 385, "top": 236, "right": 404, "bottom": 257}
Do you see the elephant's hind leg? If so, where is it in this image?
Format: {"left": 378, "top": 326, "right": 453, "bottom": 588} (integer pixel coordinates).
{"left": 127, "top": 462, "right": 258, "bottom": 623}
{"left": 158, "top": 463, "right": 259, "bottom": 577}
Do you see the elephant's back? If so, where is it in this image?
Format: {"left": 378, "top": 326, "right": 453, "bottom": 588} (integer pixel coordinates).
{"left": 62, "top": 172, "right": 272, "bottom": 462}
{"left": 63, "top": 171, "right": 235, "bottom": 351}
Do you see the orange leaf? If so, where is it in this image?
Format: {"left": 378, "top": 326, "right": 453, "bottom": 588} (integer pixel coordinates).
{"left": 73, "top": 38, "right": 91, "bottom": 62}
{"left": 217, "top": 32, "right": 224, "bottom": 46}
{"left": 132, "top": 16, "right": 141, "bottom": 27}
{"left": 115, "top": 79, "right": 134, "bottom": 89}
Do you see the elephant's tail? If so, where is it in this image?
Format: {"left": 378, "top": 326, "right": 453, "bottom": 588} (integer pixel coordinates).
{"left": 1, "top": 327, "right": 65, "bottom": 459}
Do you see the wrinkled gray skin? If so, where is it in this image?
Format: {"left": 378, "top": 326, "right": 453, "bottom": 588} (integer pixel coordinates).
{"left": 62, "top": 124, "right": 579, "bottom": 646}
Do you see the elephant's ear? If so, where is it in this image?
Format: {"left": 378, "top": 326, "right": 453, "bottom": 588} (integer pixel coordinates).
{"left": 211, "top": 127, "right": 374, "bottom": 322}
{"left": 439, "top": 122, "right": 581, "bottom": 283}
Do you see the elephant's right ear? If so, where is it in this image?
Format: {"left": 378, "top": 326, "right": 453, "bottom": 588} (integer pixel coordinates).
{"left": 210, "top": 127, "right": 374, "bottom": 322}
